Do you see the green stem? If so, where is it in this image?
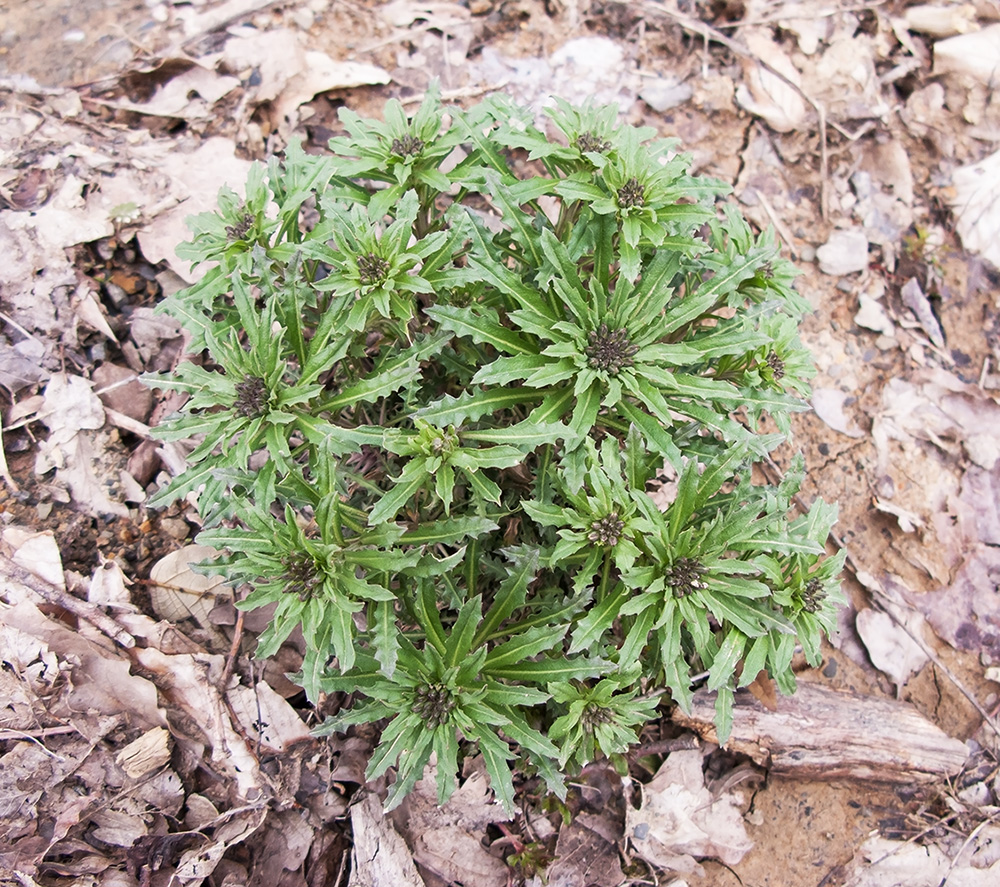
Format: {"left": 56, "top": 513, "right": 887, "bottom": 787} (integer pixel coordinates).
{"left": 598, "top": 550, "right": 613, "bottom": 602}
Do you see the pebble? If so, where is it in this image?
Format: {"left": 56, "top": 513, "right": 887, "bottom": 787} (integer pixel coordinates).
{"left": 640, "top": 77, "right": 694, "bottom": 112}
{"left": 63, "top": 29, "right": 86, "bottom": 43}
{"left": 160, "top": 517, "right": 191, "bottom": 541}
{"left": 817, "top": 229, "right": 870, "bottom": 276}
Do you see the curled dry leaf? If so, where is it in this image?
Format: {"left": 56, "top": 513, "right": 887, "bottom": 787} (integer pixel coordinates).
{"left": 626, "top": 748, "right": 753, "bottom": 877}
{"left": 149, "top": 545, "right": 232, "bottom": 627}
{"left": 950, "top": 148, "right": 1000, "bottom": 269}
{"left": 226, "top": 681, "right": 311, "bottom": 753}
{"left": 116, "top": 727, "right": 172, "bottom": 779}
{"left": 811, "top": 388, "right": 865, "bottom": 438}
{"left": 349, "top": 792, "right": 425, "bottom": 887}
{"left": 735, "top": 30, "right": 808, "bottom": 133}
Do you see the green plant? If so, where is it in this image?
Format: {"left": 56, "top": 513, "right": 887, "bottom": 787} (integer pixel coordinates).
{"left": 146, "top": 87, "right": 844, "bottom": 816}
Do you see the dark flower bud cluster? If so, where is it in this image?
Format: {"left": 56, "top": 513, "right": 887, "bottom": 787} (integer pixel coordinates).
{"left": 391, "top": 134, "right": 425, "bottom": 157}
{"left": 582, "top": 702, "right": 614, "bottom": 728}
{"left": 412, "top": 682, "right": 456, "bottom": 727}
{"left": 225, "top": 211, "right": 255, "bottom": 242}
{"left": 234, "top": 375, "right": 269, "bottom": 418}
{"left": 585, "top": 324, "right": 638, "bottom": 375}
{"left": 576, "top": 131, "right": 611, "bottom": 154}
{"left": 665, "top": 557, "right": 708, "bottom": 599}
{"left": 588, "top": 512, "right": 625, "bottom": 547}
{"left": 281, "top": 552, "right": 325, "bottom": 601}
{"left": 357, "top": 252, "right": 391, "bottom": 285}
{"left": 616, "top": 177, "right": 645, "bottom": 209}
{"left": 766, "top": 351, "right": 786, "bottom": 380}
{"left": 801, "top": 577, "right": 826, "bottom": 613}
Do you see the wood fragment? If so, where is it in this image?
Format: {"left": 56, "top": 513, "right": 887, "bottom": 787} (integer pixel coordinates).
{"left": 0, "top": 551, "right": 136, "bottom": 649}
{"left": 673, "top": 681, "right": 968, "bottom": 783}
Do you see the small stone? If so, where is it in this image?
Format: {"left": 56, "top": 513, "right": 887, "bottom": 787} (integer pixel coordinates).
{"left": 104, "top": 281, "right": 128, "bottom": 309}
{"left": 92, "top": 362, "right": 153, "bottom": 423}
{"left": 640, "top": 77, "right": 694, "bottom": 112}
{"left": 816, "top": 229, "right": 870, "bottom": 276}
{"left": 160, "top": 518, "right": 191, "bottom": 541}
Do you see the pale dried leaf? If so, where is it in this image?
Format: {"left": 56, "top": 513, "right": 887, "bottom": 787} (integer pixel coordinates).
{"left": 88, "top": 557, "right": 132, "bottom": 608}
{"left": 149, "top": 545, "right": 232, "bottom": 627}
{"left": 132, "top": 646, "right": 262, "bottom": 797}
{"left": 349, "top": 792, "right": 425, "bottom": 887}
{"left": 900, "top": 278, "right": 945, "bottom": 348}
{"left": 905, "top": 3, "right": 979, "bottom": 37}
{"left": 137, "top": 138, "right": 253, "bottom": 282}
{"left": 3, "top": 600, "right": 165, "bottom": 726}
{"left": 735, "top": 30, "right": 808, "bottom": 133}
{"left": 626, "top": 749, "right": 753, "bottom": 876}
{"left": 845, "top": 835, "right": 1000, "bottom": 886}
{"left": 109, "top": 65, "right": 240, "bottom": 119}
{"left": 547, "top": 816, "right": 624, "bottom": 887}
{"left": 933, "top": 24, "right": 1000, "bottom": 84}
{"left": 816, "top": 229, "right": 869, "bottom": 276}
{"left": 855, "top": 294, "right": 895, "bottom": 336}
{"left": 226, "top": 681, "right": 311, "bottom": 752}
{"left": 90, "top": 808, "right": 148, "bottom": 847}
{"left": 116, "top": 727, "right": 172, "bottom": 779}
{"left": 855, "top": 607, "right": 929, "bottom": 687}
{"left": 950, "top": 148, "right": 1000, "bottom": 269}
{"left": 396, "top": 760, "right": 508, "bottom": 887}
{"left": 811, "top": 388, "right": 865, "bottom": 438}
{"left": 3, "top": 526, "right": 65, "bottom": 593}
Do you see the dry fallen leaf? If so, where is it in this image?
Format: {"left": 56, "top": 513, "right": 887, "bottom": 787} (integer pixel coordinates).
{"left": 349, "top": 792, "right": 425, "bottom": 887}
{"left": 950, "top": 148, "right": 1000, "bottom": 269}
{"left": 735, "top": 30, "right": 808, "bottom": 133}
{"left": 626, "top": 748, "right": 753, "bottom": 877}
{"left": 149, "top": 544, "right": 232, "bottom": 627}
{"left": 855, "top": 606, "right": 929, "bottom": 687}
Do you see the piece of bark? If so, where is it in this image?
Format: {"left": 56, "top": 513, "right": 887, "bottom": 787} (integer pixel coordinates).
{"left": 672, "top": 681, "right": 967, "bottom": 783}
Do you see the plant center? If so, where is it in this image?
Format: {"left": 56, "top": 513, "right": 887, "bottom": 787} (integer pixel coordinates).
{"left": 588, "top": 512, "right": 625, "bottom": 547}
{"left": 665, "top": 557, "right": 708, "bottom": 598}
{"left": 357, "top": 252, "right": 391, "bottom": 285}
{"left": 412, "top": 682, "right": 456, "bottom": 727}
{"left": 585, "top": 324, "right": 638, "bottom": 375}
{"left": 616, "top": 177, "right": 645, "bottom": 209}
{"left": 233, "top": 375, "right": 269, "bottom": 418}
{"left": 391, "top": 134, "right": 425, "bottom": 157}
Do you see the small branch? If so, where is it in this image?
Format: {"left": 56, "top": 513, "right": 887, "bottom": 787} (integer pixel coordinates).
{"left": 0, "top": 552, "right": 136, "bottom": 649}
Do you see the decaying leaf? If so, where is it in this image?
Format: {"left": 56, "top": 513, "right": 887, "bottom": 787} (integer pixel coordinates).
{"left": 950, "top": 148, "right": 1000, "bottom": 269}
{"left": 626, "top": 748, "right": 753, "bottom": 876}
{"left": 855, "top": 606, "right": 929, "bottom": 687}
{"left": 149, "top": 545, "right": 232, "bottom": 627}
{"left": 226, "top": 681, "right": 312, "bottom": 753}
{"left": 393, "top": 761, "right": 508, "bottom": 887}
{"left": 735, "top": 30, "right": 809, "bottom": 133}
{"left": 116, "top": 727, "right": 172, "bottom": 779}
{"left": 844, "top": 834, "right": 1000, "bottom": 886}
{"left": 811, "top": 388, "right": 865, "bottom": 438}
{"left": 350, "top": 792, "right": 425, "bottom": 887}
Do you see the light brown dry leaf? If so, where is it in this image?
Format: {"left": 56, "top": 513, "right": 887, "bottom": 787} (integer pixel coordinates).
{"left": 137, "top": 137, "right": 253, "bottom": 282}
{"left": 734, "top": 30, "right": 808, "bottom": 133}
{"left": 804, "top": 37, "right": 889, "bottom": 122}
{"left": 844, "top": 835, "right": 1000, "bottom": 886}
{"left": 174, "top": 807, "right": 268, "bottom": 887}
{"left": 547, "top": 815, "right": 624, "bottom": 887}
{"left": 149, "top": 544, "right": 232, "bottom": 628}
{"left": 3, "top": 526, "right": 66, "bottom": 594}
{"left": 349, "top": 792, "right": 425, "bottom": 887}
{"left": 226, "top": 681, "right": 311, "bottom": 753}
{"left": 905, "top": 3, "right": 979, "bottom": 37}
{"left": 132, "top": 645, "right": 263, "bottom": 798}
{"left": 116, "top": 727, "right": 172, "bottom": 779}
{"left": 872, "top": 368, "right": 1000, "bottom": 471}
{"left": 626, "top": 748, "right": 753, "bottom": 877}
{"left": 900, "top": 278, "right": 945, "bottom": 349}
{"left": 2, "top": 600, "right": 165, "bottom": 727}
{"left": 811, "top": 388, "right": 865, "bottom": 438}
{"left": 950, "top": 148, "right": 1000, "bottom": 269}
{"left": 108, "top": 65, "right": 240, "bottom": 119}
{"left": 855, "top": 606, "right": 929, "bottom": 687}
{"left": 933, "top": 24, "right": 1000, "bottom": 83}
{"left": 395, "top": 760, "right": 508, "bottom": 887}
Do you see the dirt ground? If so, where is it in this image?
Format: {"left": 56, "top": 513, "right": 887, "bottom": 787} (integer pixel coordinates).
{"left": 3, "top": 1, "right": 1000, "bottom": 886}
